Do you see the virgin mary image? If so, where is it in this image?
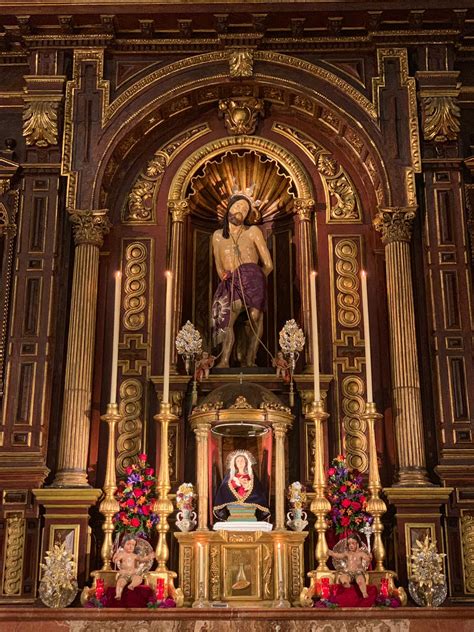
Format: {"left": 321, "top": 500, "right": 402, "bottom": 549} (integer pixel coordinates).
{"left": 213, "top": 449, "right": 270, "bottom": 522}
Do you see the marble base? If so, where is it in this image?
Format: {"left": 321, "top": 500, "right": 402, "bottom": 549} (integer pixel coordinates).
{"left": 213, "top": 521, "right": 273, "bottom": 532}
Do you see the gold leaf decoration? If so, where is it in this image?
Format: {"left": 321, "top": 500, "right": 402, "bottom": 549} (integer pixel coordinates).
{"left": 23, "top": 101, "right": 59, "bottom": 147}
{"left": 422, "top": 95, "right": 460, "bottom": 143}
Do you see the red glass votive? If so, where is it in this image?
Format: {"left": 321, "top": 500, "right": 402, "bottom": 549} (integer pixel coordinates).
{"left": 156, "top": 577, "right": 165, "bottom": 600}
{"left": 321, "top": 577, "right": 330, "bottom": 599}
{"left": 380, "top": 577, "right": 389, "bottom": 597}
{"left": 95, "top": 578, "right": 105, "bottom": 599}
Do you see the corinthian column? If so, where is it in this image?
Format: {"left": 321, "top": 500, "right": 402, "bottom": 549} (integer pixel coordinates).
{"left": 273, "top": 420, "right": 290, "bottom": 530}
{"left": 374, "top": 207, "right": 430, "bottom": 485}
{"left": 168, "top": 200, "right": 190, "bottom": 368}
{"left": 53, "top": 210, "right": 111, "bottom": 487}
{"left": 294, "top": 198, "right": 316, "bottom": 367}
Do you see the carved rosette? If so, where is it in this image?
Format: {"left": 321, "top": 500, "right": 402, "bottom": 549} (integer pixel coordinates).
{"left": 69, "top": 210, "right": 111, "bottom": 247}
{"left": 421, "top": 95, "right": 461, "bottom": 143}
{"left": 373, "top": 207, "right": 417, "bottom": 244}
{"left": 2, "top": 514, "right": 25, "bottom": 595}
{"left": 229, "top": 49, "right": 253, "bottom": 78}
{"left": 294, "top": 197, "right": 315, "bottom": 221}
{"left": 218, "top": 97, "right": 264, "bottom": 135}
{"left": 23, "top": 101, "right": 60, "bottom": 147}
{"left": 169, "top": 199, "right": 190, "bottom": 223}
{"left": 461, "top": 514, "right": 474, "bottom": 593}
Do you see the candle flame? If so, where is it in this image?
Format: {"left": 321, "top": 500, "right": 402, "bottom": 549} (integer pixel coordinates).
{"left": 165, "top": 270, "right": 172, "bottom": 278}
{"left": 361, "top": 269, "right": 367, "bottom": 277}
{"left": 310, "top": 270, "right": 317, "bottom": 278}
{"left": 115, "top": 271, "right": 122, "bottom": 279}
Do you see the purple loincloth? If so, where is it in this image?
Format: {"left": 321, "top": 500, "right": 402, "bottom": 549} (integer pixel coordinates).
{"left": 212, "top": 263, "right": 266, "bottom": 345}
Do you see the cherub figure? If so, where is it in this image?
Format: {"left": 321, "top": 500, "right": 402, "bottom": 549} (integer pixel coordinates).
{"left": 328, "top": 535, "right": 371, "bottom": 598}
{"left": 272, "top": 351, "right": 290, "bottom": 382}
{"left": 194, "top": 351, "right": 215, "bottom": 382}
{"left": 112, "top": 535, "right": 155, "bottom": 600}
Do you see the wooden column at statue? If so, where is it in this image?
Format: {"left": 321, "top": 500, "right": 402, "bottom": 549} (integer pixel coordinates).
{"left": 294, "top": 198, "right": 316, "bottom": 367}
{"left": 374, "top": 207, "right": 429, "bottom": 485}
{"left": 168, "top": 200, "right": 190, "bottom": 369}
{"left": 53, "top": 210, "right": 111, "bottom": 487}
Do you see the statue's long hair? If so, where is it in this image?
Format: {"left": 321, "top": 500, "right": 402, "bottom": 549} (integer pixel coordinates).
{"left": 222, "top": 195, "right": 252, "bottom": 239}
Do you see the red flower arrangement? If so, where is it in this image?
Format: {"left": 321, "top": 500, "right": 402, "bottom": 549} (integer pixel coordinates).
{"left": 112, "top": 453, "right": 159, "bottom": 538}
{"left": 326, "top": 454, "right": 372, "bottom": 535}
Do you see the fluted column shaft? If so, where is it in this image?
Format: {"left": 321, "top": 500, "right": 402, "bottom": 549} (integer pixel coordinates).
{"left": 374, "top": 207, "right": 429, "bottom": 485}
{"left": 53, "top": 210, "right": 110, "bottom": 487}
{"left": 273, "top": 423, "right": 285, "bottom": 530}
{"left": 295, "top": 199, "right": 315, "bottom": 367}
{"left": 168, "top": 200, "right": 190, "bottom": 368}
{"left": 194, "top": 422, "right": 210, "bottom": 530}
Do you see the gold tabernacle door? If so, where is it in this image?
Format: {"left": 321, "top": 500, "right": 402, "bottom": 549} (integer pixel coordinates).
{"left": 175, "top": 529, "right": 307, "bottom": 607}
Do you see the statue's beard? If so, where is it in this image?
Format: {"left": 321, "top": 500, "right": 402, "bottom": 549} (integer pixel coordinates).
{"left": 229, "top": 212, "right": 244, "bottom": 226}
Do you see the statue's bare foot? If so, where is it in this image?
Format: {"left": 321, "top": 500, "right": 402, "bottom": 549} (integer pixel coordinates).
{"left": 216, "top": 361, "right": 229, "bottom": 368}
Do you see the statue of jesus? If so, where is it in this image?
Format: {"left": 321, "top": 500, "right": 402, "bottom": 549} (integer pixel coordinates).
{"left": 211, "top": 188, "right": 273, "bottom": 368}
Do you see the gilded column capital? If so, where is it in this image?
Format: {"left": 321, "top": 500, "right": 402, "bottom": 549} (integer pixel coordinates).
{"left": 69, "top": 209, "right": 111, "bottom": 247}
{"left": 294, "top": 197, "right": 315, "bottom": 221}
{"left": 373, "top": 206, "right": 417, "bottom": 244}
{"left": 168, "top": 199, "right": 190, "bottom": 223}
{"left": 272, "top": 420, "right": 291, "bottom": 437}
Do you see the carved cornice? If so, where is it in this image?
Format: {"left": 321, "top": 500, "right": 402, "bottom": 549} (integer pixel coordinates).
{"left": 69, "top": 209, "right": 111, "bottom": 247}
{"left": 168, "top": 200, "right": 190, "bottom": 223}
{"left": 373, "top": 206, "right": 417, "bottom": 244}
{"left": 421, "top": 96, "right": 461, "bottom": 143}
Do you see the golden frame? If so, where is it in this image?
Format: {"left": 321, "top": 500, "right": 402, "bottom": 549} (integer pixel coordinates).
{"left": 48, "top": 524, "right": 80, "bottom": 563}
{"left": 223, "top": 544, "right": 262, "bottom": 601}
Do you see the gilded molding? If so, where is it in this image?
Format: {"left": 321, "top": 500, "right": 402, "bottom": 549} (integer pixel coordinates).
{"left": 262, "top": 544, "right": 272, "bottom": 598}
{"left": 210, "top": 545, "right": 220, "bottom": 600}
{"left": 273, "top": 123, "right": 360, "bottom": 222}
{"left": 168, "top": 135, "right": 312, "bottom": 201}
{"left": 69, "top": 209, "right": 111, "bottom": 247}
{"left": 421, "top": 96, "right": 461, "bottom": 142}
{"left": 2, "top": 514, "right": 25, "bottom": 596}
{"left": 373, "top": 49, "right": 421, "bottom": 173}
{"left": 373, "top": 206, "right": 417, "bottom": 244}
{"left": 335, "top": 239, "right": 361, "bottom": 329}
{"left": 229, "top": 49, "right": 253, "bottom": 78}
{"left": 168, "top": 200, "right": 190, "bottom": 223}
{"left": 461, "top": 514, "right": 474, "bottom": 593}
{"left": 124, "top": 243, "right": 147, "bottom": 331}
{"left": 118, "top": 378, "right": 143, "bottom": 475}
{"left": 23, "top": 101, "right": 60, "bottom": 147}
{"left": 219, "top": 97, "right": 263, "bottom": 135}
{"left": 342, "top": 376, "right": 367, "bottom": 472}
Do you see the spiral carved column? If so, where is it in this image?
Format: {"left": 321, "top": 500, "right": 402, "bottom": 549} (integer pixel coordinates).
{"left": 294, "top": 198, "right": 316, "bottom": 367}
{"left": 168, "top": 200, "right": 190, "bottom": 369}
{"left": 374, "top": 207, "right": 430, "bottom": 486}
{"left": 53, "top": 209, "right": 111, "bottom": 487}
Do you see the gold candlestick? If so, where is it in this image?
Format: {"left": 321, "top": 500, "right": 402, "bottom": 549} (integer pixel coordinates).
{"left": 99, "top": 402, "right": 121, "bottom": 570}
{"left": 153, "top": 401, "right": 177, "bottom": 570}
{"left": 362, "top": 401, "right": 386, "bottom": 571}
{"left": 308, "top": 400, "right": 331, "bottom": 571}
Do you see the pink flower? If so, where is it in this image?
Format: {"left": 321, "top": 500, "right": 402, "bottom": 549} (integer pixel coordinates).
{"left": 130, "top": 517, "right": 140, "bottom": 527}
{"left": 145, "top": 468, "right": 154, "bottom": 476}
{"left": 138, "top": 453, "right": 147, "bottom": 462}
{"left": 341, "top": 499, "right": 351, "bottom": 508}
{"left": 127, "top": 498, "right": 135, "bottom": 507}
{"left": 328, "top": 468, "right": 336, "bottom": 476}
{"left": 339, "top": 485, "right": 347, "bottom": 492}
{"left": 340, "top": 516, "right": 350, "bottom": 526}
{"left": 133, "top": 488, "right": 143, "bottom": 498}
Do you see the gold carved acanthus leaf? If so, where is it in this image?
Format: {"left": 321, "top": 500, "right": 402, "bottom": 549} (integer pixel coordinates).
{"left": 219, "top": 97, "right": 264, "bottom": 135}
{"left": 69, "top": 209, "right": 111, "bottom": 247}
{"left": 229, "top": 50, "right": 253, "bottom": 78}
{"left": 373, "top": 206, "right": 417, "bottom": 244}
{"left": 461, "top": 514, "right": 474, "bottom": 593}
{"left": 294, "top": 198, "right": 315, "bottom": 221}
{"left": 168, "top": 200, "right": 190, "bottom": 223}
{"left": 421, "top": 95, "right": 461, "bottom": 143}
{"left": 23, "top": 100, "right": 60, "bottom": 147}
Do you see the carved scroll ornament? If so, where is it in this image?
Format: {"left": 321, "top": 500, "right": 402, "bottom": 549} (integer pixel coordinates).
{"left": 219, "top": 97, "right": 264, "bottom": 135}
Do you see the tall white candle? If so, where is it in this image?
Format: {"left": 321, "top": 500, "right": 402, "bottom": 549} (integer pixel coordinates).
{"left": 361, "top": 270, "right": 373, "bottom": 403}
{"left": 109, "top": 271, "right": 122, "bottom": 404}
{"left": 162, "top": 270, "right": 173, "bottom": 404}
{"left": 277, "top": 542, "right": 283, "bottom": 585}
{"left": 310, "top": 271, "right": 321, "bottom": 402}
{"left": 198, "top": 543, "right": 204, "bottom": 584}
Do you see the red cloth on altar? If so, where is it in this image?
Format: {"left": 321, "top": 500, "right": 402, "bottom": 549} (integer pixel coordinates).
{"left": 103, "top": 584, "right": 153, "bottom": 608}
{"left": 328, "top": 583, "right": 378, "bottom": 607}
